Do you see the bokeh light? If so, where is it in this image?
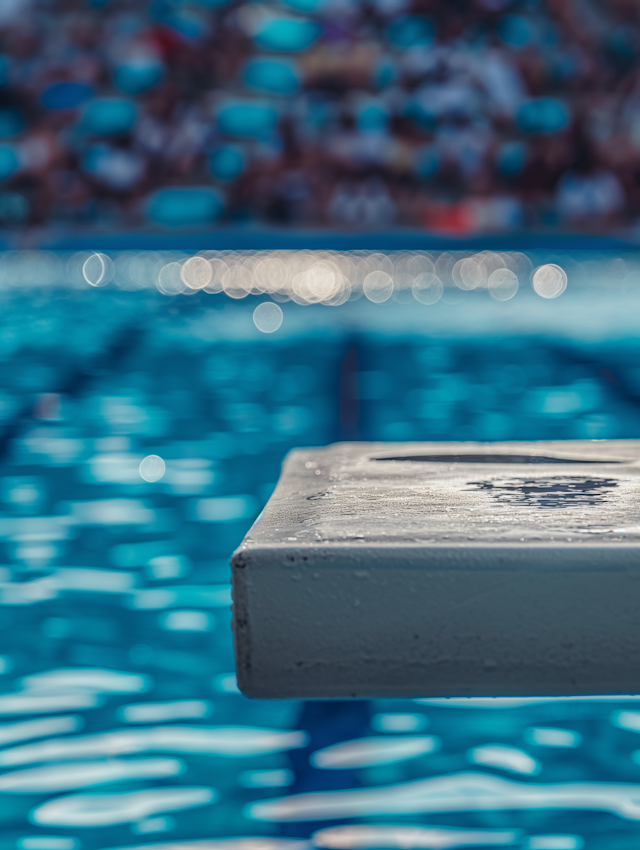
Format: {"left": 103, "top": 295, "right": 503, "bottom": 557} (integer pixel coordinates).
{"left": 82, "top": 253, "right": 113, "bottom": 288}
{"left": 253, "top": 302, "right": 284, "bottom": 333}
{"left": 533, "top": 265, "right": 568, "bottom": 299}
{"left": 413, "top": 272, "right": 443, "bottom": 305}
{"left": 139, "top": 455, "right": 166, "bottom": 482}
{"left": 0, "top": 247, "right": 586, "bottom": 306}
{"left": 489, "top": 268, "right": 519, "bottom": 301}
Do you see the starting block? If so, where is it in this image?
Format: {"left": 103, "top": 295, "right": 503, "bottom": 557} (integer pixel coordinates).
{"left": 232, "top": 441, "right": 640, "bottom": 699}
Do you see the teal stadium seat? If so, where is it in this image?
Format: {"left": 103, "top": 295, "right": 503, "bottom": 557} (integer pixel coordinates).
{"left": 146, "top": 187, "right": 225, "bottom": 227}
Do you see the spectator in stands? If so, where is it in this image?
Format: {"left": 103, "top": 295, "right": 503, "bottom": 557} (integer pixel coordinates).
{"left": 556, "top": 147, "right": 625, "bottom": 227}
{"left": 0, "top": 0, "right": 638, "bottom": 233}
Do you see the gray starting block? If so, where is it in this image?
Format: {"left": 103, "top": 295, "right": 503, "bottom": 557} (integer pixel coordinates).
{"left": 232, "top": 441, "right": 640, "bottom": 699}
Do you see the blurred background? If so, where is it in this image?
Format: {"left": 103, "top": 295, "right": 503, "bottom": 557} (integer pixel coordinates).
{"left": 0, "top": 0, "right": 639, "bottom": 234}
{"left": 0, "top": 1, "right": 639, "bottom": 850}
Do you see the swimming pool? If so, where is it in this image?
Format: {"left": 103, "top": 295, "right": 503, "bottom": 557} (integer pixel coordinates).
{"left": 0, "top": 260, "right": 638, "bottom": 850}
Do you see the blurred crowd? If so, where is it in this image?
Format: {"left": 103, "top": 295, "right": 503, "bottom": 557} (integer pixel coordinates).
{"left": 1, "top": 0, "right": 640, "bottom": 231}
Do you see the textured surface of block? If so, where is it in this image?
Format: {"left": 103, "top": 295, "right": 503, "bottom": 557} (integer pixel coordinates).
{"left": 232, "top": 440, "right": 640, "bottom": 699}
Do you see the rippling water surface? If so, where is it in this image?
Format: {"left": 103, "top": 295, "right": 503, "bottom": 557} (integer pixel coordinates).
{"left": 1, "top": 288, "right": 640, "bottom": 849}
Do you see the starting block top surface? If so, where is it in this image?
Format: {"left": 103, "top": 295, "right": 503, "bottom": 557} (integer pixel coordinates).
{"left": 239, "top": 440, "right": 640, "bottom": 552}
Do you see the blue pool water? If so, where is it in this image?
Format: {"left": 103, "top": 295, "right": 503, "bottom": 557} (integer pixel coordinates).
{"left": 1, "top": 285, "right": 640, "bottom": 849}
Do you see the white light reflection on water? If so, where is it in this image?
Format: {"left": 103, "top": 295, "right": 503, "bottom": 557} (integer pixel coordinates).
{"left": 102, "top": 839, "right": 310, "bottom": 850}
{"left": 18, "top": 839, "right": 79, "bottom": 850}
{"left": 246, "top": 771, "right": 640, "bottom": 822}
{"left": 612, "top": 710, "right": 640, "bottom": 732}
{"left": 468, "top": 745, "right": 540, "bottom": 775}
{"left": 213, "top": 674, "right": 240, "bottom": 694}
{"left": 0, "top": 576, "right": 57, "bottom": 606}
{"left": 0, "top": 692, "right": 99, "bottom": 715}
{"left": 22, "top": 668, "right": 150, "bottom": 694}
{"left": 0, "top": 726, "right": 308, "bottom": 766}
{"left": 371, "top": 714, "right": 428, "bottom": 733}
{"left": 0, "top": 515, "right": 72, "bottom": 543}
{"left": 0, "top": 757, "right": 183, "bottom": 792}
{"left": 158, "top": 610, "right": 214, "bottom": 632}
{"left": 128, "top": 585, "right": 232, "bottom": 610}
{"left": 146, "top": 555, "right": 190, "bottom": 580}
{"left": 525, "top": 728, "right": 582, "bottom": 748}
{"left": 193, "top": 496, "right": 257, "bottom": 523}
{"left": 0, "top": 715, "right": 82, "bottom": 745}
{"left": 89, "top": 452, "right": 146, "bottom": 484}
{"left": 127, "top": 588, "right": 176, "bottom": 610}
{"left": 31, "top": 786, "right": 216, "bottom": 827}
{"left": 68, "top": 499, "right": 156, "bottom": 526}
{"left": 0, "top": 248, "right": 536, "bottom": 299}
{"left": 52, "top": 568, "right": 135, "bottom": 594}
{"left": 119, "top": 700, "right": 212, "bottom": 723}
{"left": 311, "top": 736, "right": 439, "bottom": 769}
{"left": 0, "top": 247, "right": 587, "bottom": 306}
{"left": 527, "top": 838, "right": 584, "bottom": 850}
{"left": 132, "top": 815, "right": 175, "bottom": 834}
{"left": 311, "top": 825, "right": 520, "bottom": 849}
